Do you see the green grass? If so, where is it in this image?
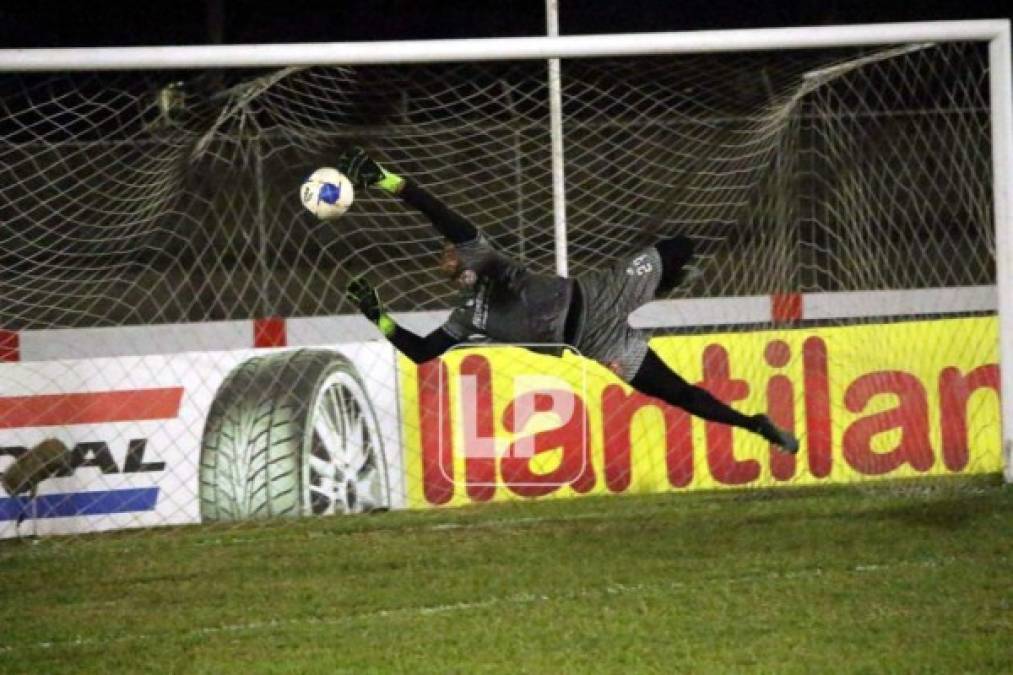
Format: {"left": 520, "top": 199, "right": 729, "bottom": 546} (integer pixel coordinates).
{"left": 0, "top": 479, "right": 1009, "bottom": 674}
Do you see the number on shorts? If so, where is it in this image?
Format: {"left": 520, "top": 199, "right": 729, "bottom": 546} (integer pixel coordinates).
{"left": 626, "top": 254, "right": 653, "bottom": 276}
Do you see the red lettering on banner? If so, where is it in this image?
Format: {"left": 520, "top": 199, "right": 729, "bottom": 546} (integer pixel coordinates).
{"left": 601, "top": 387, "right": 638, "bottom": 492}
{"left": 501, "top": 390, "right": 594, "bottom": 497}
{"left": 601, "top": 385, "right": 693, "bottom": 491}
{"left": 803, "top": 337, "right": 833, "bottom": 478}
{"left": 764, "top": 340, "right": 796, "bottom": 481}
{"left": 417, "top": 360, "right": 454, "bottom": 505}
{"left": 700, "top": 344, "right": 759, "bottom": 485}
{"left": 601, "top": 386, "right": 633, "bottom": 492}
{"left": 843, "top": 371, "right": 934, "bottom": 475}
{"left": 460, "top": 355, "right": 496, "bottom": 501}
{"left": 938, "top": 364, "right": 1000, "bottom": 472}
{"left": 0, "top": 388, "right": 183, "bottom": 429}
{"left": 664, "top": 408, "right": 694, "bottom": 488}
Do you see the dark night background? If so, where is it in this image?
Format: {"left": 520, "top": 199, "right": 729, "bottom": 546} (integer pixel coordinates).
{"left": 0, "top": 0, "right": 1010, "bottom": 48}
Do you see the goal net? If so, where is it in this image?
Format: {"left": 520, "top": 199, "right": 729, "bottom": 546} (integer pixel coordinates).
{"left": 0, "top": 26, "right": 1006, "bottom": 538}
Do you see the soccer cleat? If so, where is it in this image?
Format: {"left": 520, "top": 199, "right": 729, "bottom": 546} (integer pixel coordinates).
{"left": 335, "top": 146, "right": 404, "bottom": 194}
{"left": 752, "top": 414, "right": 799, "bottom": 454}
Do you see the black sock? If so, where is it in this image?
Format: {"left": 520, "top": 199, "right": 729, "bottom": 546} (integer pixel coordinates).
{"left": 630, "top": 349, "right": 758, "bottom": 430}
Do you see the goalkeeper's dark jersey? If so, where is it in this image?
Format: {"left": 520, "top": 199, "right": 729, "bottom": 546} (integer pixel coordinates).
{"left": 440, "top": 237, "right": 573, "bottom": 346}
{"left": 440, "top": 236, "right": 664, "bottom": 381}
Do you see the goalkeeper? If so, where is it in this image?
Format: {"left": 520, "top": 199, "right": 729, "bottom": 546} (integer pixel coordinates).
{"left": 338, "top": 148, "right": 798, "bottom": 453}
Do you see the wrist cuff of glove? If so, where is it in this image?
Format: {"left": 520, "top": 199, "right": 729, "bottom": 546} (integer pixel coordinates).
{"left": 377, "top": 313, "right": 396, "bottom": 338}
{"left": 377, "top": 172, "right": 405, "bottom": 195}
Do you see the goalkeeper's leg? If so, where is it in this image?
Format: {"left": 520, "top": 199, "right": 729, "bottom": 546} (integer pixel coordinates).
{"left": 335, "top": 146, "right": 478, "bottom": 245}
{"left": 630, "top": 349, "right": 799, "bottom": 453}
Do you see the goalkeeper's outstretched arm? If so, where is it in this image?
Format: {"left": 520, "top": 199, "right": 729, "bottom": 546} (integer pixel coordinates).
{"left": 346, "top": 277, "right": 460, "bottom": 364}
{"left": 336, "top": 147, "right": 478, "bottom": 245}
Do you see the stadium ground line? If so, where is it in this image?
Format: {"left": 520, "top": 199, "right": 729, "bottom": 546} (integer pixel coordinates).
{"left": 0, "top": 555, "right": 965, "bottom": 654}
{"left": 0, "top": 481, "right": 986, "bottom": 560}
{"left": 1, "top": 480, "right": 996, "bottom": 561}
{"left": 0, "top": 509, "right": 674, "bottom": 561}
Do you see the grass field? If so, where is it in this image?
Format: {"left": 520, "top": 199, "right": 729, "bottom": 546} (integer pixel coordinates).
{"left": 0, "top": 478, "right": 1009, "bottom": 673}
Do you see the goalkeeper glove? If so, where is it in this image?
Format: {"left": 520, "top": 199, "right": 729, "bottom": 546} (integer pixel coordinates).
{"left": 335, "top": 146, "right": 405, "bottom": 194}
{"left": 346, "top": 276, "right": 396, "bottom": 337}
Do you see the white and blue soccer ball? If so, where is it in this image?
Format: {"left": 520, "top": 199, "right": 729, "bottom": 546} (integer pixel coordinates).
{"left": 300, "top": 167, "right": 354, "bottom": 220}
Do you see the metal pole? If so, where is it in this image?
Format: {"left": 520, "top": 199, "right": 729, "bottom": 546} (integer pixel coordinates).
{"left": 989, "top": 25, "right": 1013, "bottom": 481}
{"left": 546, "top": 0, "right": 568, "bottom": 276}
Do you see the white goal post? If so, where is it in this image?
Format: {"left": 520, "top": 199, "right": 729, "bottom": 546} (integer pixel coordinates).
{"left": 0, "top": 19, "right": 1009, "bottom": 539}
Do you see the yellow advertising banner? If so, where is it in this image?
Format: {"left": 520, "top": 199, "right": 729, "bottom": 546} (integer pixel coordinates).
{"left": 398, "top": 316, "right": 1001, "bottom": 508}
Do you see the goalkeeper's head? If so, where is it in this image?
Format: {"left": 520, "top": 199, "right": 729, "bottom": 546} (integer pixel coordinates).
{"left": 440, "top": 243, "right": 477, "bottom": 287}
{"left": 440, "top": 242, "right": 460, "bottom": 279}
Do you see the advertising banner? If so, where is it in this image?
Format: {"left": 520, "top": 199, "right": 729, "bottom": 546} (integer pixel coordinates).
{"left": 0, "top": 315, "right": 1001, "bottom": 536}
{"left": 399, "top": 316, "right": 1002, "bottom": 508}
{"left": 0, "top": 343, "right": 400, "bottom": 538}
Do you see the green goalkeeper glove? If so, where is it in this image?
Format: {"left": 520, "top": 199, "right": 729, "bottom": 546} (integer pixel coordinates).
{"left": 335, "top": 146, "right": 405, "bottom": 194}
{"left": 346, "top": 276, "right": 396, "bottom": 337}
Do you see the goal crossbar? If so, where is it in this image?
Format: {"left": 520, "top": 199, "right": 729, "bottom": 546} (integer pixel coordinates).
{"left": 0, "top": 20, "right": 1008, "bottom": 71}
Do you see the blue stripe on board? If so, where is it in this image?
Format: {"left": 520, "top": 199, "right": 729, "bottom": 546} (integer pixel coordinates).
{"left": 0, "top": 488, "right": 159, "bottom": 520}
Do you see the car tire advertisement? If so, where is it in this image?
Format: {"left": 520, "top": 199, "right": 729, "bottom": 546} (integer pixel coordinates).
{"left": 0, "top": 343, "right": 402, "bottom": 539}
{"left": 199, "top": 348, "right": 391, "bottom": 521}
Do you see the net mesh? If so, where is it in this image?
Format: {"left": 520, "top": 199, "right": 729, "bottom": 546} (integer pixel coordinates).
{"left": 0, "top": 40, "right": 1000, "bottom": 538}
{"left": 0, "top": 43, "right": 994, "bottom": 327}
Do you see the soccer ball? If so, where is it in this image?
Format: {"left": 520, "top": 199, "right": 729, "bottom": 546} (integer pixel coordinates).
{"left": 300, "top": 167, "right": 354, "bottom": 220}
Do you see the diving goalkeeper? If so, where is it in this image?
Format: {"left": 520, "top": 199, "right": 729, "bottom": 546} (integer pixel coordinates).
{"left": 337, "top": 148, "right": 798, "bottom": 453}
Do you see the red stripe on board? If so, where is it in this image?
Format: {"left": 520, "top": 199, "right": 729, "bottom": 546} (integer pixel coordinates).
{"left": 771, "top": 293, "right": 803, "bottom": 324}
{"left": 0, "top": 330, "right": 19, "bottom": 362}
{"left": 0, "top": 388, "right": 183, "bottom": 430}
{"left": 254, "top": 317, "right": 286, "bottom": 348}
